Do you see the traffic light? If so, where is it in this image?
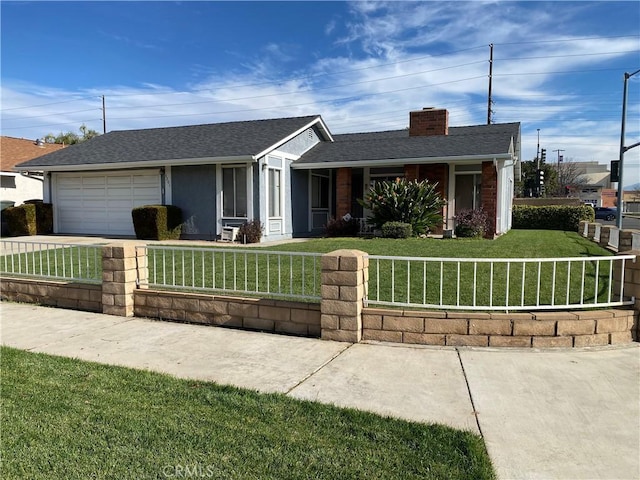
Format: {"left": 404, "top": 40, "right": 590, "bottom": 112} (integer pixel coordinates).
{"left": 537, "top": 168, "right": 545, "bottom": 196}
{"left": 540, "top": 148, "right": 546, "bottom": 162}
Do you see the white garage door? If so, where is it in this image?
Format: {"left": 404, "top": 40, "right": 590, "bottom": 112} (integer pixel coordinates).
{"left": 53, "top": 170, "right": 161, "bottom": 236}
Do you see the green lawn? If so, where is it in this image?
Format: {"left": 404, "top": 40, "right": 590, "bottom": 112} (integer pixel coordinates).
{"left": 1, "top": 346, "right": 495, "bottom": 480}
{"left": 257, "top": 229, "right": 610, "bottom": 258}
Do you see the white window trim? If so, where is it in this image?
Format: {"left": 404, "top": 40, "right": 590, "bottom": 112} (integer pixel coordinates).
{"left": 268, "top": 166, "right": 283, "bottom": 219}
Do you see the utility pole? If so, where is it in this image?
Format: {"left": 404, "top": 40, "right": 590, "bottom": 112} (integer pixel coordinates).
{"left": 487, "top": 43, "right": 493, "bottom": 125}
{"left": 536, "top": 129, "right": 540, "bottom": 169}
{"left": 102, "top": 95, "right": 106, "bottom": 134}
{"left": 616, "top": 68, "right": 640, "bottom": 228}
{"left": 554, "top": 149, "right": 565, "bottom": 194}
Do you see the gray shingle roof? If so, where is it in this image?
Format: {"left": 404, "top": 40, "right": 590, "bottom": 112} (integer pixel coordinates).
{"left": 16, "top": 115, "right": 321, "bottom": 168}
{"left": 294, "top": 122, "right": 520, "bottom": 165}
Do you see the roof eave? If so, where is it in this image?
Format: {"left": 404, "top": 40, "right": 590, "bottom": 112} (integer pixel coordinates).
{"left": 14, "top": 155, "right": 255, "bottom": 172}
{"left": 291, "top": 153, "right": 513, "bottom": 170}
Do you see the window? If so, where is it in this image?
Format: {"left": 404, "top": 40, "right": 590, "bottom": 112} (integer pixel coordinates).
{"left": 455, "top": 174, "right": 482, "bottom": 214}
{"left": 222, "top": 167, "right": 247, "bottom": 217}
{"left": 0, "top": 175, "right": 16, "bottom": 189}
{"left": 269, "top": 168, "right": 281, "bottom": 217}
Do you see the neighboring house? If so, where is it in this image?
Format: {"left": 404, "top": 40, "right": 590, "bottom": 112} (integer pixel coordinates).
{"left": 14, "top": 108, "right": 521, "bottom": 241}
{"left": 0, "top": 136, "right": 65, "bottom": 207}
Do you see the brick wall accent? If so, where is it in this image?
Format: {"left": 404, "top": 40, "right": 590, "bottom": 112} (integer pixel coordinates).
{"left": 134, "top": 290, "right": 321, "bottom": 337}
{"left": 404, "top": 164, "right": 420, "bottom": 182}
{"left": 409, "top": 108, "right": 448, "bottom": 137}
{"left": 336, "top": 167, "right": 352, "bottom": 218}
{"left": 102, "top": 243, "right": 146, "bottom": 317}
{"left": 362, "top": 308, "right": 638, "bottom": 347}
{"left": 0, "top": 278, "right": 101, "bottom": 312}
{"left": 481, "top": 161, "right": 498, "bottom": 238}
{"left": 321, "top": 249, "right": 368, "bottom": 342}
{"left": 419, "top": 163, "right": 448, "bottom": 234}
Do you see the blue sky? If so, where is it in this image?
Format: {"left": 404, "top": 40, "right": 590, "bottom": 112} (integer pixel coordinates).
{"left": 2, "top": 1, "right": 639, "bottom": 187}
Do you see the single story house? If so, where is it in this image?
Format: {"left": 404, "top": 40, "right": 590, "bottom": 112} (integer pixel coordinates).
{"left": 15, "top": 108, "right": 521, "bottom": 240}
{"left": 1, "top": 136, "right": 65, "bottom": 208}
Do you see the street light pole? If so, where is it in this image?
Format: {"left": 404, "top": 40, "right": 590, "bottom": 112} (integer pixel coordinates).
{"left": 616, "top": 68, "right": 640, "bottom": 229}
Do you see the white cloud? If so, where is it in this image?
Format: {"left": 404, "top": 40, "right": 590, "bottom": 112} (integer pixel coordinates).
{"left": 2, "top": 1, "right": 639, "bottom": 186}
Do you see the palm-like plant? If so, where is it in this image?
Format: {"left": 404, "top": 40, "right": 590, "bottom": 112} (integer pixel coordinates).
{"left": 358, "top": 179, "right": 445, "bottom": 235}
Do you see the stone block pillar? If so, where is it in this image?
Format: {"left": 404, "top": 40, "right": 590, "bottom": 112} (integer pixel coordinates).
{"left": 102, "top": 243, "right": 146, "bottom": 316}
{"left": 619, "top": 230, "right": 638, "bottom": 252}
{"left": 579, "top": 220, "right": 589, "bottom": 237}
{"left": 321, "top": 249, "right": 368, "bottom": 342}
{"left": 599, "top": 225, "right": 613, "bottom": 248}
{"left": 587, "top": 222, "right": 598, "bottom": 240}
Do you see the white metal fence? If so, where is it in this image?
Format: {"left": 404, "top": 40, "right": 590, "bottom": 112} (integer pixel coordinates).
{"left": 366, "top": 254, "right": 636, "bottom": 311}
{"left": 139, "top": 246, "right": 323, "bottom": 301}
{"left": 0, "top": 240, "right": 103, "bottom": 284}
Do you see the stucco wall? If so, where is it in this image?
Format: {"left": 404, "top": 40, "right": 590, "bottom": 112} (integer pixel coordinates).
{"left": 0, "top": 174, "right": 43, "bottom": 206}
{"left": 171, "top": 165, "right": 217, "bottom": 240}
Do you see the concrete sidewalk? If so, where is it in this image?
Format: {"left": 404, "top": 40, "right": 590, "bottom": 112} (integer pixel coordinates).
{"left": 1, "top": 301, "right": 638, "bottom": 479}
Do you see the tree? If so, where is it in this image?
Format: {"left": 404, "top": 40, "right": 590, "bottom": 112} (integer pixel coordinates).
{"left": 547, "top": 158, "right": 589, "bottom": 197}
{"left": 358, "top": 178, "right": 446, "bottom": 235}
{"left": 43, "top": 124, "right": 99, "bottom": 145}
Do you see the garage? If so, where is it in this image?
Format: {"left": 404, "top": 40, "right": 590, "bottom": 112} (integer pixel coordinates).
{"left": 52, "top": 170, "right": 161, "bottom": 236}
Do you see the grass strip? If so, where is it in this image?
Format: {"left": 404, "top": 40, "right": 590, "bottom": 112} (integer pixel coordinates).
{"left": 1, "top": 346, "right": 495, "bottom": 480}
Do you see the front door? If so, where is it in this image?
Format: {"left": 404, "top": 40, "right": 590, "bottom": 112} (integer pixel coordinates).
{"left": 310, "top": 172, "right": 330, "bottom": 231}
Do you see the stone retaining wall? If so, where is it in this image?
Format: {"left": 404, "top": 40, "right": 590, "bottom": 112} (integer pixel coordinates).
{"left": 135, "top": 289, "right": 321, "bottom": 337}
{"left": 0, "top": 277, "right": 101, "bottom": 312}
{"left": 362, "top": 308, "right": 638, "bottom": 347}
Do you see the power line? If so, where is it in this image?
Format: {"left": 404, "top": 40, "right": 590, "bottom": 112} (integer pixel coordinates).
{"left": 494, "top": 34, "right": 640, "bottom": 46}
{"left": 0, "top": 96, "right": 97, "bottom": 112}
{"left": 7, "top": 108, "right": 100, "bottom": 121}
{"left": 2, "top": 38, "right": 635, "bottom": 113}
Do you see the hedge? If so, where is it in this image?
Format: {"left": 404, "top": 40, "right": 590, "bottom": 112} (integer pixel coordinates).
{"left": 132, "top": 205, "right": 182, "bottom": 240}
{"left": 2, "top": 202, "right": 53, "bottom": 236}
{"left": 512, "top": 204, "right": 594, "bottom": 231}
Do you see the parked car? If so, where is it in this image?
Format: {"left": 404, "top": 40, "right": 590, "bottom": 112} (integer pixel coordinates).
{"left": 594, "top": 207, "right": 617, "bottom": 221}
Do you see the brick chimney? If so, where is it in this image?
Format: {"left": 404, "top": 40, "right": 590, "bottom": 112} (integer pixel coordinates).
{"left": 409, "top": 108, "right": 449, "bottom": 136}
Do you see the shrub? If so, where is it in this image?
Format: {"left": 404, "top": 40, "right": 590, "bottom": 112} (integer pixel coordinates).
{"left": 238, "top": 219, "right": 263, "bottom": 244}
{"left": 358, "top": 179, "right": 445, "bottom": 235}
{"left": 132, "top": 205, "right": 182, "bottom": 240}
{"left": 24, "top": 200, "right": 53, "bottom": 234}
{"left": 381, "top": 221, "right": 413, "bottom": 238}
{"left": 512, "top": 205, "right": 594, "bottom": 231}
{"left": 455, "top": 208, "right": 490, "bottom": 238}
{"left": 324, "top": 216, "right": 360, "bottom": 237}
{"left": 3, "top": 204, "right": 37, "bottom": 236}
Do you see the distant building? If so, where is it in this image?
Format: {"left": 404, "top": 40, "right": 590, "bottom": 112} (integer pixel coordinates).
{"left": 0, "top": 136, "right": 65, "bottom": 208}
{"left": 567, "top": 161, "right": 611, "bottom": 207}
